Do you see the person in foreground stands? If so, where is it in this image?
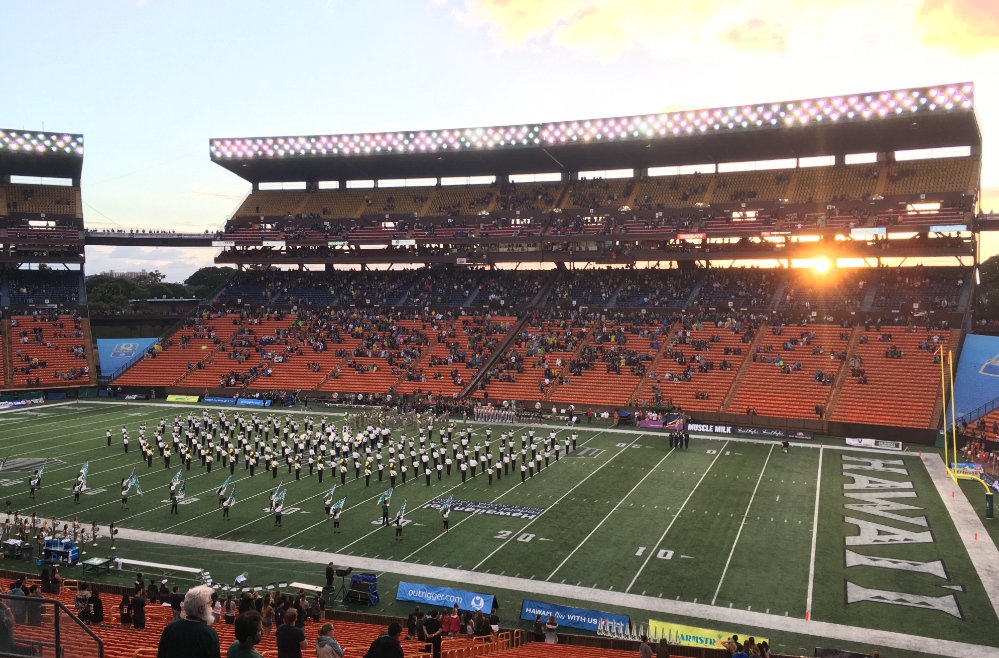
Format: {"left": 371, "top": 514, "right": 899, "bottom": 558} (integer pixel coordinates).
{"left": 227, "top": 610, "right": 263, "bottom": 658}
{"left": 156, "top": 585, "right": 221, "bottom": 658}
{"left": 363, "top": 621, "right": 404, "bottom": 658}
{"left": 638, "top": 634, "right": 653, "bottom": 658}
{"left": 275, "top": 608, "right": 307, "bottom": 658}
{"left": 315, "top": 622, "right": 345, "bottom": 658}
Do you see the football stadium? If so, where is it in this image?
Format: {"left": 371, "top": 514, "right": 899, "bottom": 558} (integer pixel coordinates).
{"left": 2, "top": 6, "right": 999, "bottom": 658}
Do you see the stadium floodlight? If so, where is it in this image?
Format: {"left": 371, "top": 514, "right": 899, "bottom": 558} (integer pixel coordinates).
{"left": 209, "top": 82, "right": 974, "bottom": 160}
{"left": 0, "top": 129, "right": 84, "bottom": 156}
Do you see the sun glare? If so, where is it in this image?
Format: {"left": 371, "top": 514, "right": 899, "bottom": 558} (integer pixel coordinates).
{"left": 812, "top": 258, "right": 830, "bottom": 273}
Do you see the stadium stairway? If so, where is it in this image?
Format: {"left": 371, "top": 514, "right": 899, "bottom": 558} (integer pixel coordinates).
{"left": 81, "top": 317, "right": 97, "bottom": 386}
{"left": 460, "top": 316, "right": 530, "bottom": 399}
{"left": 549, "top": 321, "right": 656, "bottom": 408}
{"left": 0, "top": 318, "right": 10, "bottom": 389}
{"left": 820, "top": 326, "right": 863, "bottom": 419}
{"left": 539, "top": 324, "right": 596, "bottom": 403}
{"left": 626, "top": 321, "right": 679, "bottom": 406}
{"left": 640, "top": 322, "right": 751, "bottom": 413}
{"left": 718, "top": 326, "right": 766, "bottom": 412}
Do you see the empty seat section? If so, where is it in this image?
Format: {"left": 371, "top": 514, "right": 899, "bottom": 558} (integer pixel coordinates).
{"left": 495, "top": 183, "right": 562, "bottom": 211}
{"left": 233, "top": 190, "right": 306, "bottom": 217}
{"left": 561, "top": 178, "right": 635, "bottom": 209}
{"left": 632, "top": 173, "right": 709, "bottom": 209}
{"left": 2, "top": 183, "right": 78, "bottom": 214}
{"left": 709, "top": 169, "right": 791, "bottom": 203}
{"left": 425, "top": 184, "right": 495, "bottom": 215}
{"left": 358, "top": 186, "right": 434, "bottom": 215}
{"left": 299, "top": 189, "right": 370, "bottom": 218}
{"left": 831, "top": 328, "right": 952, "bottom": 428}
{"left": 729, "top": 324, "right": 847, "bottom": 417}
{"left": 882, "top": 157, "right": 976, "bottom": 195}
{"left": 791, "top": 164, "right": 880, "bottom": 203}
{"left": 112, "top": 316, "right": 238, "bottom": 386}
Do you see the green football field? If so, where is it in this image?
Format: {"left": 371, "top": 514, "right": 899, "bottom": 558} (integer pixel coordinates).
{"left": 1, "top": 400, "right": 997, "bottom": 658}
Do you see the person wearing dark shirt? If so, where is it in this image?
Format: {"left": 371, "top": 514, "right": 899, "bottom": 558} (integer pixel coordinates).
{"left": 130, "top": 587, "right": 147, "bottom": 631}
{"left": 156, "top": 585, "right": 221, "bottom": 658}
{"left": 88, "top": 590, "right": 104, "bottom": 625}
{"left": 227, "top": 610, "right": 264, "bottom": 658}
{"left": 325, "top": 562, "right": 336, "bottom": 589}
{"left": 275, "top": 609, "right": 306, "bottom": 658}
{"left": 423, "top": 610, "right": 444, "bottom": 658}
{"left": 169, "top": 586, "right": 184, "bottom": 621}
{"left": 363, "top": 622, "right": 405, "bottom": 658}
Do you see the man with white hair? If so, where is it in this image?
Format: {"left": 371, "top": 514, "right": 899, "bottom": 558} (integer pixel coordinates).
{"left": 156, "top": 585, "right": 220, "bottom": 658}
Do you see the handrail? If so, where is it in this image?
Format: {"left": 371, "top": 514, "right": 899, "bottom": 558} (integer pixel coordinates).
{"left": 0, "top": 592, "right": 103, "bottom": 658}
{"left": 956, "top": 393, "right": 999, "bottom": 426}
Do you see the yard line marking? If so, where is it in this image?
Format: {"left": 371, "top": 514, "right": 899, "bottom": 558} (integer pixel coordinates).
{"left": 805, "top": 444, "right": 824, "bottom": 618}
{"left": 399, "top": 430, "right": 602, "bottom": 562}
{"left": 471, "top": 434, "right": 642, "bottom": 572}
{"left": 625, "top": 441, "right": 729, "bottom": 593}
{"left": 711, "top": 444, "right": 773, "bottom": 605}
{"left": 546, "top": 446, "right": 676, "bottom": 581}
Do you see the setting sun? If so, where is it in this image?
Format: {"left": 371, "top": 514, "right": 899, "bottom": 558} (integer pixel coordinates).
{"left": 812, "top": 258, "right": 830, "bottom": 273}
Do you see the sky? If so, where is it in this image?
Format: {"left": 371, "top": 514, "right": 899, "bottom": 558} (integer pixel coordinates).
{"left": 3, "top": 0, "right": 998, "bottom": 282}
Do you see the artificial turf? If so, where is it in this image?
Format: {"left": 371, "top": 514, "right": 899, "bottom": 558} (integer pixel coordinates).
{"left": 1, "top": 400, "right": 996, "bottom": 656}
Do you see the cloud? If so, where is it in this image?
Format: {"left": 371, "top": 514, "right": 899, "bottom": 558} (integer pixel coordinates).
{"left": 87, "top": 245, "right": 221, "bottom": 282}
{"left": 444, "top": 0, "right": 868, "bottom": 59}
{"left": 723, "top": 18, "right": 789, "bottom": 54}
{"left": 916, "top": 0, "right": 999, "bottom": 54}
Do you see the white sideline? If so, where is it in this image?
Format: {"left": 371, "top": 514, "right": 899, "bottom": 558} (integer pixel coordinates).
{"left": 921, "top": 452, "right": 999, "bottom": 620}
{"left": 805, "top": 444, "right": 824, "bottom": 616}
{"left": 626, "top": 441, "right": 729, "bottom": 593}
{"left": 109, "top": 524, "right": 999, "bottom": 658}
{"left": 711, "top": 443, "right": 773, "bottom": 605}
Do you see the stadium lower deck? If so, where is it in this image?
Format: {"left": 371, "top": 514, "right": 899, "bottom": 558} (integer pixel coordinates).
{"left": 2, "top": 401, "right": 997, "bottom": 658}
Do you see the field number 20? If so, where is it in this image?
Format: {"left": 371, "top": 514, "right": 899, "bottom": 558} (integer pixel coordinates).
{"left": 494, "top": 530, "right": 534, "bottom": 542}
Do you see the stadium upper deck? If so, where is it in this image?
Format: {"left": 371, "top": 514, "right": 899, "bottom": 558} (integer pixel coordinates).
{"left": 206, "top": 83, "right": 981, "bottom": 268}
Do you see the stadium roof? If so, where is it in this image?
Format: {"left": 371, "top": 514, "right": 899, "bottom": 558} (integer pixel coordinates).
{"left": 210, "top": 83, "right": 981, "bottom": 184}
{"left": 0, "top": 129, "right": 85, "bottom": 180}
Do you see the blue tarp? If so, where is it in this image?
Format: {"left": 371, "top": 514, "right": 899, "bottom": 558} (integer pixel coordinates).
{"left": 96, "top": 339, "right": 160, "bottom": 374}
{"left": 954, "top": 335, "right": 999, "bottom": 417}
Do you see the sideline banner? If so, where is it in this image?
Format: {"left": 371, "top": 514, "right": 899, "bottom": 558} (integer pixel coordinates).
{"left": 952, "top": 463, "right": 984, "bottom": 475}
{"left": 236, "top": 398, "right": 271, "bottom": 407}
{"left": 0, "top": 399, "right": 44, "bottom": 410}
{"left": 204, "top": 397, "right": 237, "bottom": 405}
{"left": 396, "top": 581, "right": 493, "bottom": 612}
{"left": 520, "top": 599, "right": 629, "bottom": 633}
{"left": 688, "top": 423, "right": 813, "bottom": 440}
{"left": 846, "top": 438, "right": 903, "bottom": 451}
{"left": 648, "top": 620, "right": 768, "bottom": 649}
{"left": 166, "top": 395, "right": 200, "bottom": 403}
{"left": 116, "top": 394, "right": 147, "bottom": 401}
